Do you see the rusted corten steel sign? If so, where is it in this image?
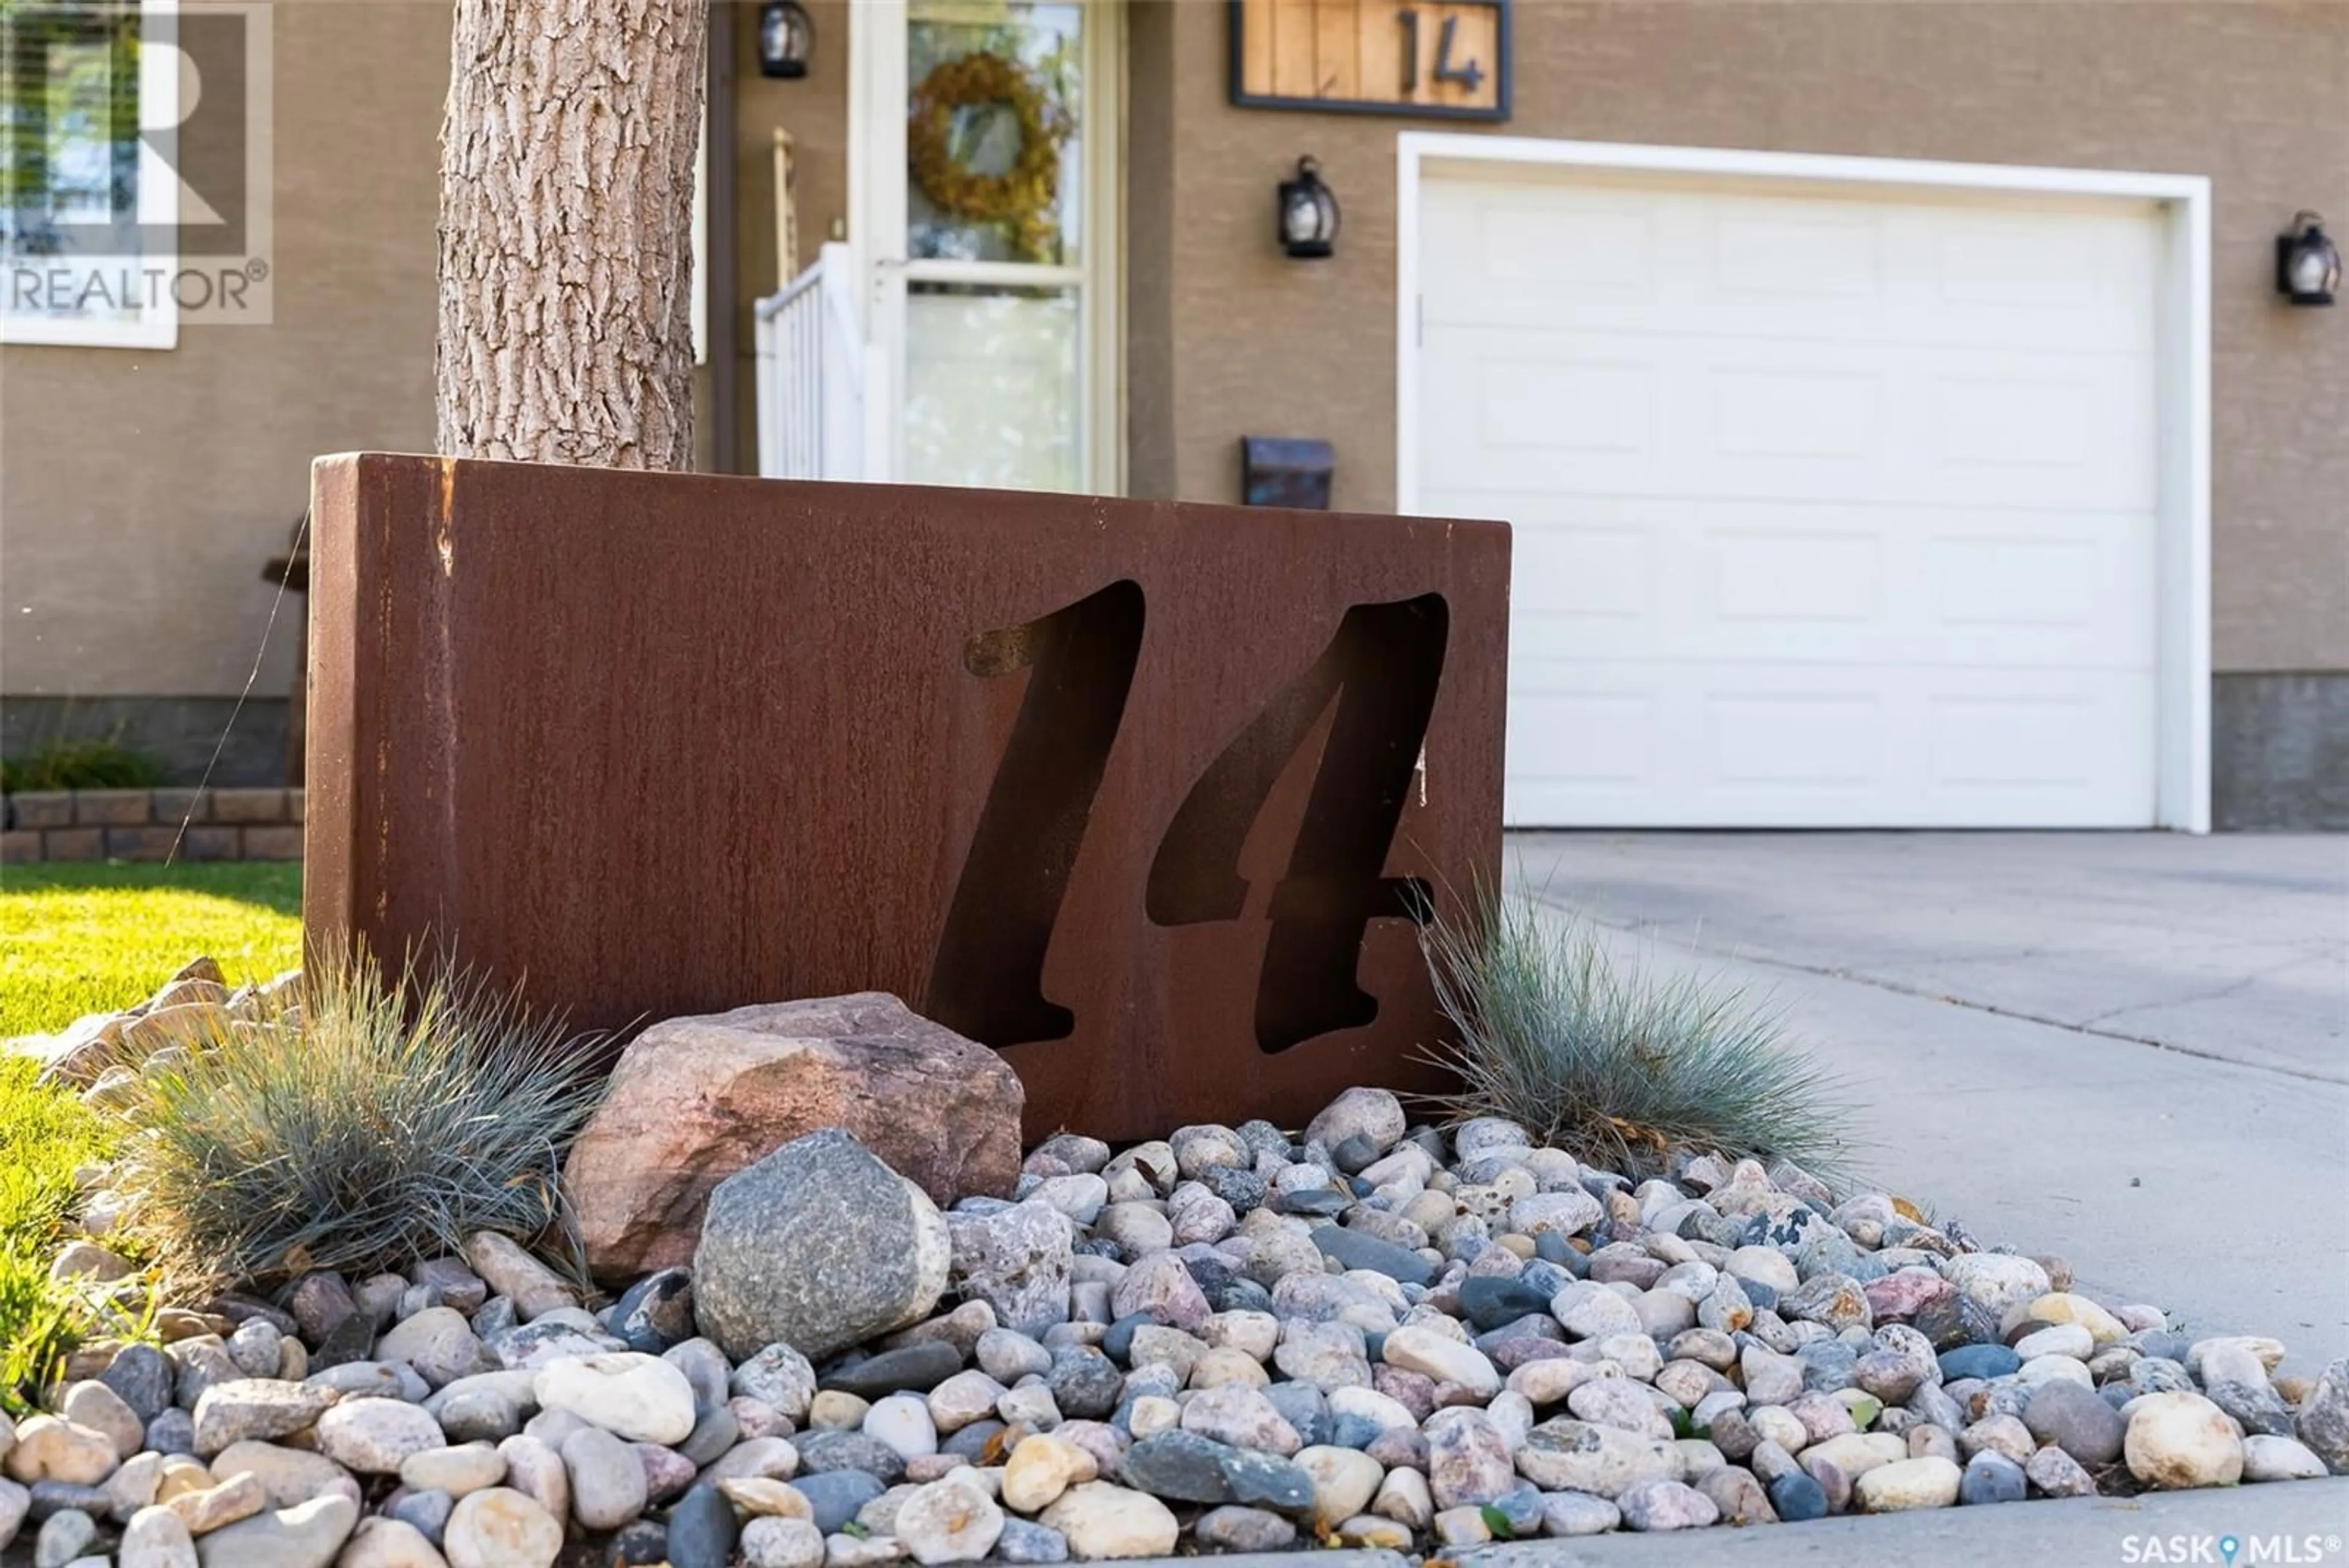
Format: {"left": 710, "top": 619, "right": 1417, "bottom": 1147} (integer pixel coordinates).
{"left": 306, "top": 454, "right": 1510, "bottom": 1140}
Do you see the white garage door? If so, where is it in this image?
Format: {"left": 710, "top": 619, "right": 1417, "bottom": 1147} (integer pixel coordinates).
{"left": 1417, "top": 166, "right": 2164, "bottom": 828}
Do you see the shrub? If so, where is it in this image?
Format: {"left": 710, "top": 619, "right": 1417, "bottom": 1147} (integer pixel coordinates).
{"left": 1, "top": 738, "right": 165, "bottom": 793}
{"left": 1419, "top": 890, "right": 1854, "bottom": 1186}
{"left": 116, "top": 953, "right": 607, "bottom": 1287}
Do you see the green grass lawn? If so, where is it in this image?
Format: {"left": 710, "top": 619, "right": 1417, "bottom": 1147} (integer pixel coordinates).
{"left": 0, "top": 1055, "right": 118, "bottom": 1237}
{"left": 1, "top": 1053, "right": 133, "bottom": 1408}
{"left": 0, "top": 862, "right": 302, "bottom": 1404}
{"left": 1, "top": 861, "right": 302, "bottom": 1038}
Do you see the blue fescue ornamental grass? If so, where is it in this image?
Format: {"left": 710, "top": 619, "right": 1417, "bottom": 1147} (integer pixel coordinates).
{"left": 1420, "top": 891, "right": 1855, "bottom": 1186}
{"left": 117, "top": 951, "right": 607, "bottom": 1288}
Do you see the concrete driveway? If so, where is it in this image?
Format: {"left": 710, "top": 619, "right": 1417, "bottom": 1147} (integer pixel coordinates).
{"left": 1505, "top": 832, "right": 2349, "bottom": 1375}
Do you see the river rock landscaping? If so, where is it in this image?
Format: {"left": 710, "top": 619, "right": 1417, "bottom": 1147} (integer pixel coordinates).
{"left": 4, "top": 1035, "right": 2345, "bottom": 1568}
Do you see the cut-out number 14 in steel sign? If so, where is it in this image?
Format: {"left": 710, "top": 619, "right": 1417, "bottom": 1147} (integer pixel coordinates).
{"left": 926, "top": 583, "right": 1451, "bottom": 1057}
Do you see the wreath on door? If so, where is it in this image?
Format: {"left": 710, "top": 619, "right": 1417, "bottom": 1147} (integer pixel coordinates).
{"left": 907, "top": 51, "right": 1069, "bottom": 261}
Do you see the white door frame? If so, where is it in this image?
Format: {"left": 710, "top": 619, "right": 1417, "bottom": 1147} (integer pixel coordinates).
{"left": 848, "top": 0, "right": 1124, "bottom": 493}
{"left": 1395, "top": 133, "right": 2213, "bottom": 833}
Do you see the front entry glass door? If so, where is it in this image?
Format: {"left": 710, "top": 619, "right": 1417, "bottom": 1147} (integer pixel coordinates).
{"left": 876, "top": 1, "right": 1109, "bottom": 493}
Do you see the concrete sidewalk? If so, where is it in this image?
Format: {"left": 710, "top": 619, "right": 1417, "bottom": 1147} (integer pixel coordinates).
{"left": 1505, "top": 833, "right": 2349, "bottom": 1375}
{"left": 1108, "top": 1483, "right": 2349, "bottom": 1566}
{"left": 1452, "top": 1478, "right": 2349, "bottom": 1564}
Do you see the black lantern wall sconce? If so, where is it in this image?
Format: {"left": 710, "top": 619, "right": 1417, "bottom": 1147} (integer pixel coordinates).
{"left": 1278, "top": 157, "right": 1340, "bottom": 259}
{"left": 2277, "top": 211, "right": 2340, "bottom": 307}
{"left": 759, "top": 0, "right": 812, "bottom": 79}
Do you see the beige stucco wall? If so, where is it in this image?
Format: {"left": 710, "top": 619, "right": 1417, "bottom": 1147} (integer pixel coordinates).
{"left": 1141, "top": 0, "right": 2349, "bottom": 674}
{"left": 1, "top": 0, "right": 451, "bottom": 700}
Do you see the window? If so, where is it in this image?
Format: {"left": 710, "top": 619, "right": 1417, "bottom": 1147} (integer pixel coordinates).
{"left": 1, "top": 0, "right": 177, "bottom": 347}
{"left": 887, "top": 0, "right": 1118, "bottom": 494}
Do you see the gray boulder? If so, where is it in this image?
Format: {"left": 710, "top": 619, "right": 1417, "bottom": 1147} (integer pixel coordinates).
{"left": 692, "top": 1129, "right": 951, "bottom": 1362}
{"left": 2297, "top": 1359, "right": 2349, "bottom": 1474}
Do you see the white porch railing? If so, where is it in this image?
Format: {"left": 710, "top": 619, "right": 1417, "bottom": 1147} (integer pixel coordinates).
{"left": 753, "top": 240, "right": 866, "bottom": 480}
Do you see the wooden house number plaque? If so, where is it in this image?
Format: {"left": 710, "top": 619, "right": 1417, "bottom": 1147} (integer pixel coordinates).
{"left": 1231, "top": 0, "right": 1510, "bottom": 121}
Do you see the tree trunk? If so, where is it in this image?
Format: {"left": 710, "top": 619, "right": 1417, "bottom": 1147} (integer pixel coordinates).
{"left": 436, "top": 0, "right": 707, "bottom": 470}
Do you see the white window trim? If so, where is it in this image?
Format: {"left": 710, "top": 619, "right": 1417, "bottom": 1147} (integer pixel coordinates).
{"left": 1, "top": 0, "right": 180, "bottom": 349}
{"left": 1394, "top": 133, "right": 2213, "bottom": 833}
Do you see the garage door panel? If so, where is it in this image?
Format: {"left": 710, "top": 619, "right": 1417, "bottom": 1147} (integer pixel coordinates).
{"left": 1705, "top": 691, "right": 1887, "bottom": 786}
{"left": 1474, "top": 357, "right": 1657, "bottom": 455}
{"left": 1504, "top": 685, "right": 1661, "bottom": 790}
{"left": 1425, "top": 180, "right": 2159, "bottom": 356}
{"left": 1926, "top": 525, "right": 2157, "bottom": 653}
{"left": 1707, "top": 529, "right": 1883, "bottom": 623}
{"left": 1506, "top": 664, "right": 2155, "bottom": 827}
{"left": 1473, "top": 202, "right": 1659, "bottom": 294}
{"left": 1507, "top": 524, "right": 1656, "bottom": 618}
{"left": 1709, "top": 211, "right": 1883, "bottom": 303}
{"left": 1423, "top": 168, "right": 2164, "bottom": 828}
{"left": 1485, "top": 496, "right": 2155, "bottom": 672}
{"left": 1424, "top": 329, "right": 2153, "bottom": 513}
{"left": 1920, "top": 206, "right": 2160, "bottom": 346}
{"left": 1929, "top": 691, "right": 2132, "bottom": 792}
{"left": 1709, "top": 366, "right": 1885, "bottom": 461}
{"left": 1421, "top": 337, "right": 1662, "bottom": 494}
{"left": 1691, "top": 342, "right": 2154, "bottom": 511}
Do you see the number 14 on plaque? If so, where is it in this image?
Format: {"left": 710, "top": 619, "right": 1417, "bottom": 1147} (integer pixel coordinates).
{"left": 1397, "top": 9, "right": 1485, "bottom": 94}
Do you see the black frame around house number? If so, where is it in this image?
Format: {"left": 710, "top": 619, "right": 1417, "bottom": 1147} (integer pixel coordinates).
{"left": 1227, "top": 0, "right": 1512, "bottom": 123}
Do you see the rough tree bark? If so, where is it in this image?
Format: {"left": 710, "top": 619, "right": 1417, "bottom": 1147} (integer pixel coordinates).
{"left": 436, "top": 0, "right": 707, "bottom": 469}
